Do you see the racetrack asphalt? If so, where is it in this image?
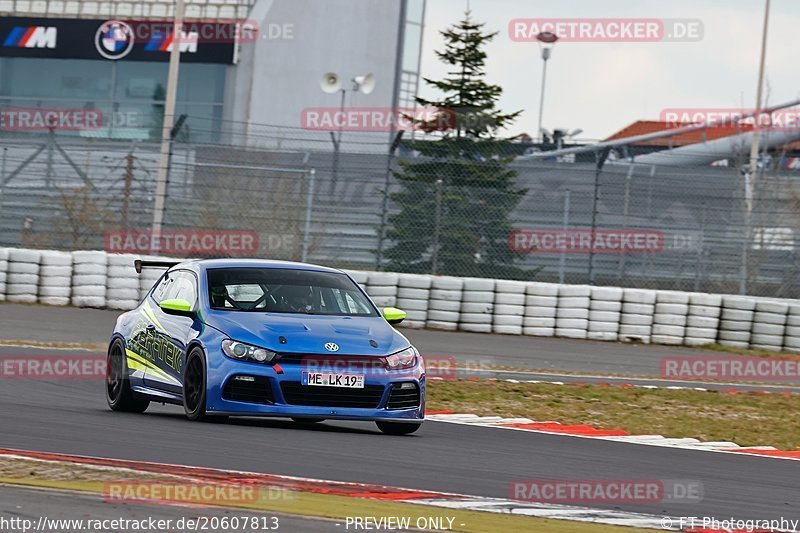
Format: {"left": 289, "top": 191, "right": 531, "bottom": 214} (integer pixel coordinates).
{"left": 0, "top": 343, "right": 799, "bottom": 524}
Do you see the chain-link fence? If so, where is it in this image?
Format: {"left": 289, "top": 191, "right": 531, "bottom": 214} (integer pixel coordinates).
{"left": 1, "top": 125, "right": 799, "bottom": 297}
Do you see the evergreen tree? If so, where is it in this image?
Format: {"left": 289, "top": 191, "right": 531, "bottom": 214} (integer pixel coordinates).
{"left": 385, "top": 12, "right": 530, "bottom": 279}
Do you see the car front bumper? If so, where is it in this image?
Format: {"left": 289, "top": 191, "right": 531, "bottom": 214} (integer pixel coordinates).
{"left": 205, "top": 353, "right": 425, "bottom": 421}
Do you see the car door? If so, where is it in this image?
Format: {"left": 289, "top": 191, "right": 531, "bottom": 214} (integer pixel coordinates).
{"left": 125, "top": 272, "right": 173, "bottom": 386}
{"left": 142, "top": 270, "right": 200, "bottom": 395}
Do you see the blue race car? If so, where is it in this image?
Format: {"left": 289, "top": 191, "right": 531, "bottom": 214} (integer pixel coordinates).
{"left": 105, "top": 259, "right": 425, "bottom": 435}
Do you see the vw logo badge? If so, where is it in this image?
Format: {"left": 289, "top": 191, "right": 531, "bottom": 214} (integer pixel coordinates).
{"left": 96, "top": 20, "right": 135, "bottom": 60}
{"left": 324, "top": 343, "right": 339, "bottom": 352}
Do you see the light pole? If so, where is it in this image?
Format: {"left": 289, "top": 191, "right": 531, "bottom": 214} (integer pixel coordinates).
{"left": 320, "top": 72, "right": 375, "bottom": 187}
{"left": 740, "top": 0, "right": 771, "bottom": 294}
{"left": 536, "top": 31, "right": 559, "bottom": 143}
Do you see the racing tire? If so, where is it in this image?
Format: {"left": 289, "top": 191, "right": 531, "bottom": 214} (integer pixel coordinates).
{"left": 376, "top": 421, "right": 422, "bottom": 435}
{"left": 106, "top": 340, "right": 149, "bottom": 413}
{"left": 183, "top": 349, "right": 210, "bottom": 421}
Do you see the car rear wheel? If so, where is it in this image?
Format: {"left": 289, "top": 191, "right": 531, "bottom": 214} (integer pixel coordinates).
{"left": 376, "top": 421, "right": 422, "bottom": 435}
{"left": 183, "top": 349, "right": 209, "bottom": 421}
{"left": 106, "top": 340, "right": 149, "bottom": 413}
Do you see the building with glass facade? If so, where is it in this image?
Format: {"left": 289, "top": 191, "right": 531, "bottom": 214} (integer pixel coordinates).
{"left": 0, "top": 0, "right": 425, "bottom": 146}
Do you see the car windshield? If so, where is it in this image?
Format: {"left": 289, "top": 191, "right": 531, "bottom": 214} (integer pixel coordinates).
{"left": 206, "top": 267, "right": 377, "bottom": 316}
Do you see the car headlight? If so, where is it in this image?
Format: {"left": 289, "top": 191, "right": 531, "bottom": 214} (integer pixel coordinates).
{"left": 221, "top": 339, "right": 276, "bottom": 364}
{"left": 384, "top": 346, "right": 418, "bottom": 370}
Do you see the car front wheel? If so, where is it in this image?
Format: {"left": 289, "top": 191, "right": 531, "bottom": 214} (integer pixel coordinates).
{"left": 183, "top": 349, "right": 208, "bottom": 421}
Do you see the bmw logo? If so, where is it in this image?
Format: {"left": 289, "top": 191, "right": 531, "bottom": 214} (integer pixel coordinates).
{"left": 95, "top": 20, "right": 134, "bottom": 60}
{"left": 324, "top": 343, "right": 339, "bottom": 352}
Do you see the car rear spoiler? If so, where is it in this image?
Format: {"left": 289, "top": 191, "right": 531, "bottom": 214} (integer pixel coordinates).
{"left": 134, "top": 259, "right": 180, "bottom": 273}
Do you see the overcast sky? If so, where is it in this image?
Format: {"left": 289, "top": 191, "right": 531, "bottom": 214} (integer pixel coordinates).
{"left": 418, "top": 0, "right": 800, "bottom": 140}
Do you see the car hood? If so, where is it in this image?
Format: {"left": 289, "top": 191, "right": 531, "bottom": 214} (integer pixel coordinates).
{"left": 204, "top": 311, "right": 411, "bottom": 356}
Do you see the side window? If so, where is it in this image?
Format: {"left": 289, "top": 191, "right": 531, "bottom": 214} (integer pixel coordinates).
{"left": 151, "top": 272, "right": 174, "bottom": 304}
{"left": 169, "top": 271, "right": 198, "bottom": 306}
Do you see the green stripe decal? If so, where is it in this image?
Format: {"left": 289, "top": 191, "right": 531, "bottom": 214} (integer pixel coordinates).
{"left": 125, "top": 349, "right": 181, "bottom": 386}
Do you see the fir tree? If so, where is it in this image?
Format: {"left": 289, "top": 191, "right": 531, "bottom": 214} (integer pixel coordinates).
{"left": 385, "top": 12, "right": 530, "bottom": 279}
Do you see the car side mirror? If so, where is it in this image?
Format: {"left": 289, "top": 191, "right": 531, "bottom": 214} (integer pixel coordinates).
{"left": 160, "top": 298, "right": 195, "bottom": 317}
{"left": 382, "top": 307, "right": 406, "bottom": 325}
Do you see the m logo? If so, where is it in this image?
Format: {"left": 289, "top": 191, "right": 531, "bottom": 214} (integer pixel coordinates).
{"left": 324, "top": 343, "right": 340, "bottom": 352}
{"left": 3, "top": 26, "right": 57, "bottom": 49}
{"left": 145, "top": 31, "right": 199, "bottom": 54}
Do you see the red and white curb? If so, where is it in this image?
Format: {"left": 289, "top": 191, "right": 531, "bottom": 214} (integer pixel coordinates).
{"left": 425, "top": 412, "right": 800, "bottom": 461}
{"left": 0, "top": 448, "right": 751, "bottom": 532}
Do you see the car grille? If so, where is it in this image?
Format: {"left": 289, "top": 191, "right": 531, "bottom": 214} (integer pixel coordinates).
{"left": 280, "top": 382, "right": 385, "bottom": 408}
{"left": 222, "top": 375, "right": 274, "bottom": 404}
{"left": 387, "top": 383, "right": 421, "bottom": 410}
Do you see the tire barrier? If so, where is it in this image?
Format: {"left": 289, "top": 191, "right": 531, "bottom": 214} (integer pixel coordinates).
{"left": 459, "top": 277, "right": 494, "bottom": 334}
{"left": 38, "top": 251, "right": 72, "bottom": 306}
{"left": 427, "top": 276, "right": 463, "bottom": 331}
{"left": 524, "top": 282, "right": 558, "bottom": 337}
{"left": 395, "top": 274, "right": 431, "bottom": 329}
{"left": 618, "top": 288, "right": 656, "bottom": 344}
{"left": 0, "top": 248, "right": 8, "bottom": 302}
{"left": 2, "top": 247, "right": 800, "bottom": 352}
{"left": 6, "top": 248, "right": 40, "bottom": 304}
{"left": 556, "top": 284, "right": 591, "bottom": 339}
{"left": 588, "top": 286, "right": 623, "bottom": 341}
{"left": 750, "top": 299, "right": 788, "bottom": 351}
{"left": 492, "top": 280, "right": 525, "bottom": 335}
{"left": 651, "top": 290, "right": 690, "bottom": 346}
{"left": 717, "top": 295, "right": 756, "bottom": 349}
{"left": 684, "top": 293, "right": 722, "bottom": 346}
{"left": 785, "top": 304, "right": 800, "bottom": 353}
{"left": 71, "top": 251, "right": 107, "bottom": 308}
{"left": 106, "top": 253, "right": 141, "bottom": 310}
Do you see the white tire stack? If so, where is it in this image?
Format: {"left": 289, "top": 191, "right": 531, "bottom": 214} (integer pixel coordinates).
{"left": 366, "top": 272, "right": 399, "bottom": 309}
{"left": 0, "top": 248, "right": 8, "bottom": 302}
{"left": 587, "top": 286, "right": 623, "bottom": 341}
{"left": 427, "top": 276, "right": 463, "bottom": 331}
{"left": 492, "top": 280, "right": 525, "bottom": 335}
{"left": 106, "top": 254, "right": 141, "bottom": 310}
{"left": 650, "top": 291, "right": 689, "bottom": 345}
{"left": 6, "top": 248, "right": 41, "bottom": 304}
{"left": 684, "top": 293, "right": 722, "bottom": 346}
{"left": 784, "top": 303, "right": 800, "bottom": 353}
{"left": 718, "top": 296, "right": 756, "bottom": 349}
{"left": 556, "top": 285, "right": 590, "bottom": 339}
{"left": 524, "top": 282, "right": 559, "bottom": 336}
{"left": 71, "top": 251, "right": 108, "bottom": 308}
{"left": 38, "top": 251, "right": 72, "bottom": 306}
{"left": 459, "top": 277, "right": 494, "bottom": 333}
{"left": 618, "top": 288, "right": 656, "bottom": 343}
{"left": 394, "top": 274, "right": 431, "bottom": 329}
{"left": 749, "top": 299, "right": 788, "bottom": 351}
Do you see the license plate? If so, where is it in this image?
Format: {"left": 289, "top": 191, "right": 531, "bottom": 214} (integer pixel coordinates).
{"left": 302, "top": 372, "right": 365, "bottom": 388}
